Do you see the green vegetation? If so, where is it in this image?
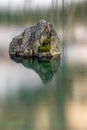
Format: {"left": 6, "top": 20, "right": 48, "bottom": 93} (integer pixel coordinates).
{"left": 38, "top": 37, "right": 51, "bottom": 52}
{"left": 42, "top": 37, "right": 51, "bottom": 46}
{"left": 38, "top": 45, "right": 50, "bottom": 52}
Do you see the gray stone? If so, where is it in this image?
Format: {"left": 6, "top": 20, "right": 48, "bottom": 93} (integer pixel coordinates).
{"left": 9, "top": 19, "right": 61, "bottom": 58}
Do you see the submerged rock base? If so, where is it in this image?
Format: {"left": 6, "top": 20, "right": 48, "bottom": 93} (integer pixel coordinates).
{"left": 9, "top": 19, "right": 61, "bottom": 58}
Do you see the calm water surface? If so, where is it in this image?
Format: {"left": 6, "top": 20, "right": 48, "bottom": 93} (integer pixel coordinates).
{"left": 0, "top": 25, "right": 87, "bottom": 130}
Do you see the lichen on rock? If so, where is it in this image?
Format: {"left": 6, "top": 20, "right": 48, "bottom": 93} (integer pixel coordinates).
{"left": 9, "top": 19, "right": 61, "bottom": 58}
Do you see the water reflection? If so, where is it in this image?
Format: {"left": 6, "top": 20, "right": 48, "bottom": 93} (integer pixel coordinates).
{"left": 0, "top": 54, "right": 61, "bottom": 130}
{"left": 1, "top": 47, "right": 87, "bottom": 130}
{"left": 10, "top": 55, "right": 60, "bottom": 84}
{"left": 0, "top": 0, "right": 87, "bottom": 129}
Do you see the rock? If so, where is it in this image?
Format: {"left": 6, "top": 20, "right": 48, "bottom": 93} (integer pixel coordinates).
{"left": 9, "top": 19, "right": 61, "bottom": 58}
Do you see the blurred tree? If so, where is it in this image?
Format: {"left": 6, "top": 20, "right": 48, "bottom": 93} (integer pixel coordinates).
{"left": 24, "top": 0, "right": 32, "bottom": 11}
{"left": 51, "top": 0, "right": 58, "bottom": 26}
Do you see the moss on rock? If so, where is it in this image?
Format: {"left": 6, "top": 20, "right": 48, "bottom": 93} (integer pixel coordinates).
{"left": 9, "top": 20, "right": 60, "bottom": 58}
{"left": 42, "top": 37, "right": 51, "bottom": 46}
{"left": 38, "top": 45, "right": 50, "bottom": 52}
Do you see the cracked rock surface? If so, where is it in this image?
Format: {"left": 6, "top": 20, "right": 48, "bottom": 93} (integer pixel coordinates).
{"left": 9, "top": 19, "right": 60, "bottom": 58}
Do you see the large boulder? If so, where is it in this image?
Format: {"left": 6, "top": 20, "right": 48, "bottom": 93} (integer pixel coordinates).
{"left": 9, "top": 19, "right": 60, "bottom": 58}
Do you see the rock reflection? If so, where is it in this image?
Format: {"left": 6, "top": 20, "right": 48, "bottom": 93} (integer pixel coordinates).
{"left": 10, "top": 55, "right": 60, "bottom": 84}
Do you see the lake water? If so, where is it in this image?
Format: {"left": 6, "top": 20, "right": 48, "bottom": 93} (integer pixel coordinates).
{"left": 0, "top": 25, "right": 87, "bottom": 130}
